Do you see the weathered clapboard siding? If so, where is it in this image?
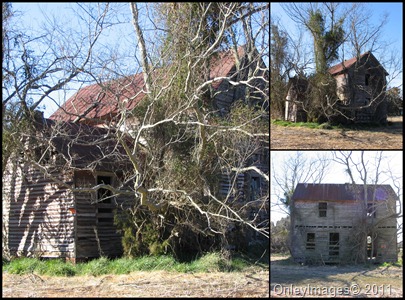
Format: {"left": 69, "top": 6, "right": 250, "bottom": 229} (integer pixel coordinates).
{"left": 3, "top": 159, "right": 75, "bottom": 258}
{"left": 334, "top": 53, "right": 388, "bottom": 124}
{"left": 3, "top": 158, "right": 133, "bottom": 260}
{"left": 292, "top": 200, "right": 361, "bottom": 263}
{"left": 335, "top": 60, "right": 387, "bottom": 123}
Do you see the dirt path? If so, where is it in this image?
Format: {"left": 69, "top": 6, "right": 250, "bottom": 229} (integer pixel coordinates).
{"left": 2, "top": 270, "right": 269, "bottom": 298}
{"left": 271, "top": 116, "right": 403, "bottom": 149}
{"left": 270, "top": 256, "right": 403, "bottom": 298}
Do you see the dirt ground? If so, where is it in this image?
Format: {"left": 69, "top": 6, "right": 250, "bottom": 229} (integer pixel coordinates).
{"left": 2, "top": 269, "right": 269, "bottom": 298}
{"left": 270, "top": 255, "right": 403, "bottom": 298}
{"left": 271, "top": 116, "right": 403, "bottom": 149}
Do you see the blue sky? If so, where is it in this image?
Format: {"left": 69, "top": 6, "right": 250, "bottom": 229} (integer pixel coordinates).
{"left": 271, "top": 2, "right": 403, "bottom": 88}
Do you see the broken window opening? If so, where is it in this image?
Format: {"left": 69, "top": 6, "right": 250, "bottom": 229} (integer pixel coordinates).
{"left": 250, "top": 176, "right": 261, "bottom": 201}
{"left": 97, "top": 176, "right": 113, "bottom": 203}
{"left": 319, "top": 202, "right": 327, "bottom": 217}
{"left": 365, "top": 73, "right": 370, "bottom": 86}
{"left": 96, "top": 175, "right": 114, "bottom": 224}
{"left": 306, "top": 233, "right": 315, "bottom": 250}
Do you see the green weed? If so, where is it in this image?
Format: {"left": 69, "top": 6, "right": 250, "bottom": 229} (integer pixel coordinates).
{"left": 3, "top": 252, "right": 268, "bottom": 277}
{"left": 3, "top": 257, "right": 39, "bottom": 275}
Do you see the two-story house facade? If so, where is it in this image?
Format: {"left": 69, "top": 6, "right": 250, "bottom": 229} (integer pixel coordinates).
{"left": 290, "top": 183, "right": 398, "bottom": 264}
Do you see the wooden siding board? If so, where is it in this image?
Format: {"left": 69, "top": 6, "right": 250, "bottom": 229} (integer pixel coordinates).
{"left": 3, "top": 161, "right": 75, "bottom": 258}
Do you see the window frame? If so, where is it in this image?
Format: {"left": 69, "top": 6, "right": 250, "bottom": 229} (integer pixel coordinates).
{"left": 319, "top": 202, "right": 327, "bottom": 217}
{"left": 306, "top": 233, "right": 316, "bottom": 250}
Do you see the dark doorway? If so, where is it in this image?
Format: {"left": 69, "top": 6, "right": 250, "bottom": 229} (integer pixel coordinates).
{"left": 329, "top": 232, "right": 340, "bottom": 258}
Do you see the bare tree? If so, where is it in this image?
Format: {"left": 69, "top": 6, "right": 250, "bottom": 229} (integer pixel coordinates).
{"left": 271, "top": 151, "right": 331, "bottom": 257}
{"left": 2, "top": 3, "right": 119, "bottom": 171}
{"left": 271, "top": 151, "right": 331, "bottom": 213}
{"left": 333, "top": 151, "right": 402, "bottom": 263}
{"left": 346, "top": 3, "right": 388, "bottom": 59}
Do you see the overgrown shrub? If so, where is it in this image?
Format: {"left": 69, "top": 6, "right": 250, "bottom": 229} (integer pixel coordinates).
{"left": 114, "top": 205, "right": 225, "bottom": 261}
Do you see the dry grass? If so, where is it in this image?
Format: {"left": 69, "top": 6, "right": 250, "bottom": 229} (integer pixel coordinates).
{"left": 270, "top": 255, "right": 403, "bottom": 298}
{"left": 271, "top": 116, "right": 402, "bottom": 149}
{"left": 2, "top": 269, "right": 269, "bottom": 298}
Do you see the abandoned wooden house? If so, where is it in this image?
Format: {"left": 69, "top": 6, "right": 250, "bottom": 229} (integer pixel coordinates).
{"left": 285, "top": 51, "right": 389, "bottom": 124}
{"left": 290, "top": 183, "right": 398, "bottom": 264}
{"left": 2, "top": 46, "right": 269, "bottom": 260}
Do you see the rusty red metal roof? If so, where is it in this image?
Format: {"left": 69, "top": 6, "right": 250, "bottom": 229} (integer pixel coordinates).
{"left": 328, "top": 55, "right": 360, "bottom": 75}
{"left": 50, "top": 73, "right": 146, "bottom": 123}
{"left": 292, "top": 183, "right": 398, "bottom": 202}
{"left": 328, "top": 51, "right": 388, "bottom": 76}
{"left": 50, "top": 46, "right": 246, "bottom": 123}
{"left": 209, "top": 46, "right": 245, "bottom": 89}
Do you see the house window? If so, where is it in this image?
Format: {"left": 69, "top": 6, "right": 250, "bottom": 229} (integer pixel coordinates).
{"left": 329, "top": 233, "right": 339, "bottom": 257}
{"left": 367, "top": 203, "right": 376, "bottom": 218}
{"left": 365, "top": 74, "right": 370, "bottom": 86}
{"left": 34, "top": 147, "right": 53, "bottom": 164}
{"left": 306, "top": 233, "right": 315, "bottom": 250}
{"left": 319, "top": 202, "right": 327, "bottom": 217}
